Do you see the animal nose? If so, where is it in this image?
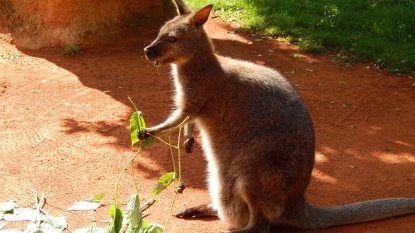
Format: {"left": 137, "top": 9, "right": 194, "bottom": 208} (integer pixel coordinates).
{"left": 144, "top": 47, "right": 153, "bottom": 57}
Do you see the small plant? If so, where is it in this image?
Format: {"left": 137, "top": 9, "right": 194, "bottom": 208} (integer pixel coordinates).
{"left": 332, "top": 50, "right": 358, "bottom": 68}
{"left": 63, "top": 45, "right": 81, "bottom": 56}
{"left": 104, "top": 97, "right": 189, "bottom": 233}
{"left": 0, "top": 100, "right": 188, "bottom": 233}
{"left": 1, "top": 50, "right": 20, "bottom": 60}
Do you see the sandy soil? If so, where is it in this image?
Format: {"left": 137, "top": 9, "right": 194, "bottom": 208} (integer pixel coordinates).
{"left": 1, "top": 19, "right": 414, "bottom": 233}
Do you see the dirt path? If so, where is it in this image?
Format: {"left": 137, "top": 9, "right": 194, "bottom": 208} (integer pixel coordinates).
{"left": 1, "top": 19, "right": 414, "bottom": 233}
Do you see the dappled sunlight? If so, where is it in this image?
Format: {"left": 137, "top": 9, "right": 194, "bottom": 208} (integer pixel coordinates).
{"left": 365, "top": 125, "right": 383, "bottom": 135}
{"left": 342, "top": 148, "right": 360, "bottom": 157}
{"left": 315, "top": 152, "right": 330, "bottom": 163}
{"left": 311, "top": 168, "right": 338, "bottom": 184}
{"left": 395, "top": 140, "right": 413, "bottom": 147}
{"left": 318, "top": 147, "right": 340, "bottom": 156}
{"left": 254, "top": 60, "right": 266, "bottom": 65}
{"left": 312, "top": 151, "right": 339, "bottom": 185}
{"left": 375, "top": 151, "right": 415, "bottom": 165}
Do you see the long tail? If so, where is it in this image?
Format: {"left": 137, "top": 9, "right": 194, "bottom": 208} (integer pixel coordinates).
{"left": 295, "top": 198, "right": 415, "bottom": 229}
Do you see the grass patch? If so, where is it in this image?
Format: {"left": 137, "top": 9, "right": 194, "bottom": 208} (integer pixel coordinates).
{"left": 187, "top": 0, "right": 415, "bottom": 74}
{"left": 63, "top": 45, "right": 81, "bottom": 56}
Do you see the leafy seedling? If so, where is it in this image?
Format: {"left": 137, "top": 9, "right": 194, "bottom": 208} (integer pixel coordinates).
{"left": 63, "top": 45, "right": 81, "bottom": 56}
{"left": 1, "top": 50, "right": 20, "bottom": 60}
{"left": 67, "top": 193, "right": 105, "bottom": 211}
{"left": 103, "top": 98, "right": 189, "bottom": 233}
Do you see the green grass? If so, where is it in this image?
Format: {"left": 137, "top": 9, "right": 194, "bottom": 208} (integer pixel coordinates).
{"left": 63, "top": 45, "right": 81, "bottom": 56}
{"left": 187, "top": 0, "right": 415, "bottom": 75}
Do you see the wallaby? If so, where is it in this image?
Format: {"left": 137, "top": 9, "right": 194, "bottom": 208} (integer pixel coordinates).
{"left": 142, "top": 1, "right": 415, "bottom": 232}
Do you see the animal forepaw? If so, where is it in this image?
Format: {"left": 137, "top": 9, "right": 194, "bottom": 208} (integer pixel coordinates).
{"left": 138, "top": 130, "right": 150, "bottom": 140}
{"left": 184, "top": 137, "right": 195, "bottom": 154}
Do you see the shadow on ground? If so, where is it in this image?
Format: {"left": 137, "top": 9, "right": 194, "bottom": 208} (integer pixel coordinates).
{"left": 2, "top": 19, "right": 414, "bottom": 233}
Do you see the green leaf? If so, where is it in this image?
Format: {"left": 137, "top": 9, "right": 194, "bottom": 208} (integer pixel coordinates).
{"left": 139, "top": 221, "right": 149, "bottom": 233}
{"left": 43, "top": 215, "right": 67, "bottom": 230}
{"left": 141, "top": 221, "right": 163, "bottom": 233}
{"left": 126, "top": 194, "right": 142, "bottom": 232}
{"left": 130, "top": 111, "right": 146, "bottom": 147}
{"left": 66, "top": 200, "right": 101, "bottom": 211}
{"left": 151, "top": 172, "right": 176, "bottom": 196}
{"left": 140, "top": 137, "right": 154, "bottom": 150}
{"left": 87, "top": 192, "right": 105, "bottom": 203}
{"left": 0, "top": 200, "right": 18, "bottom": 213}
{"left": 24, "top": 223, "right": 44, "bottom": 233}
{"left": 24, "top": 215, "right": 67, "bottom": 233}
{"left": 3, "top": 207, "right": 37, "bottom": 221}
{"left": 67, "top": 193, "right": 105, "bottom": 211}
{"left": 105, "top": 205, "right": 124, "bottom": 233}
{"left": 130, "top": 112, "right": 139, "bottom": 147}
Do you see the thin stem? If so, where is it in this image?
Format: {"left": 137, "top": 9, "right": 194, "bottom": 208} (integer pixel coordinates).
{"left": 168, "top": 136, "right": 177, "bottom": 174}
{"left": 151, "top": 135, "right": 179, "bottom": 149}
{"left": 163, "top": 192, "right": 178, "bottom": 231}
{"left": 177, "top": 126, "right": 183, "bottom": 185}
{"left": 131, "top": 159, "right": 139, "bottom": 195}
{"left": 163, "top": 124, "right": 184, "bottom": 233}
{"left": 114, "top": 148, "right": 141, "bottom": 207}
{"left": 127, "top": 97, "right": 139, "bottom": 112}
{"left": 163, "top": 136, "right": 179, "bottom": 232}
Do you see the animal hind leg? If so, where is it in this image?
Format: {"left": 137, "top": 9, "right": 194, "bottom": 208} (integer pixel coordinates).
{"left": 222, "top": 178, "right": 283, "bottom": 233}
{"left": 175, "top": 203, "right": 217, "bottom": 218}
{"left": 223, "top": 211, "right": 270, "bottom": 233}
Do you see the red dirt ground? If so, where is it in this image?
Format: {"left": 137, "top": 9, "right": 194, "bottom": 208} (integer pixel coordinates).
{"left": 1, "top": 19, "right": 414, "bottom": 233}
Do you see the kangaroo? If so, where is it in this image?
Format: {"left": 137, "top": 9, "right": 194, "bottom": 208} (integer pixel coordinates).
{"left": 142, "top": 1, "right": 415, "bottom": 232}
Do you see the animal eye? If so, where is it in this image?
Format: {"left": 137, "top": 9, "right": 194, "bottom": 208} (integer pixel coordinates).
{"left": 167, "top": 36, "right": 178, "bottom": 43}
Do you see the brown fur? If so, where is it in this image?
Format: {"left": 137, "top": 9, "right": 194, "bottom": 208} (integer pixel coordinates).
{"left": 143, "top": 1, "right": 415, "bottom": 232}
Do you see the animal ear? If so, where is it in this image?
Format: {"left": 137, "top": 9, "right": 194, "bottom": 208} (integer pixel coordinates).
{"left": 175, "top": 0, "right": 193, "bottom": 15}
{"left": 193, "top": 4, "right": 213, "bottom": 28}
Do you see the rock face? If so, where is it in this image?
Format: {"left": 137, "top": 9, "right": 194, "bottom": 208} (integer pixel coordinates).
{"left": 0, "top": 0, "right": 177, "bottom": 50}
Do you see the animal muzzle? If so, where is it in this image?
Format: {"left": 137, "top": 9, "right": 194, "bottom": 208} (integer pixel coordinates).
{"left": 144, "top": 46, "right": 159, "bottom": 62}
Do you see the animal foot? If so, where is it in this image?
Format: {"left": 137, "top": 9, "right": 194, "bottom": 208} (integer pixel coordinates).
{"left": 184, "top": 137, "right": 195, "bottom": 154}
{"left": 176, "top": 204, "right": 217, "bottom": 218}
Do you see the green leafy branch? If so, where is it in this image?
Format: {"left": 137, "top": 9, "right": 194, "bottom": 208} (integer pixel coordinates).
{"left": 104, "top": 98, "right": 189, "bottom": 233}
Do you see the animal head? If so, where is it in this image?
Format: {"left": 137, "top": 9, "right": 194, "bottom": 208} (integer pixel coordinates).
{"left": 144, "top": 0, "right": 213, "bottom": 66}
